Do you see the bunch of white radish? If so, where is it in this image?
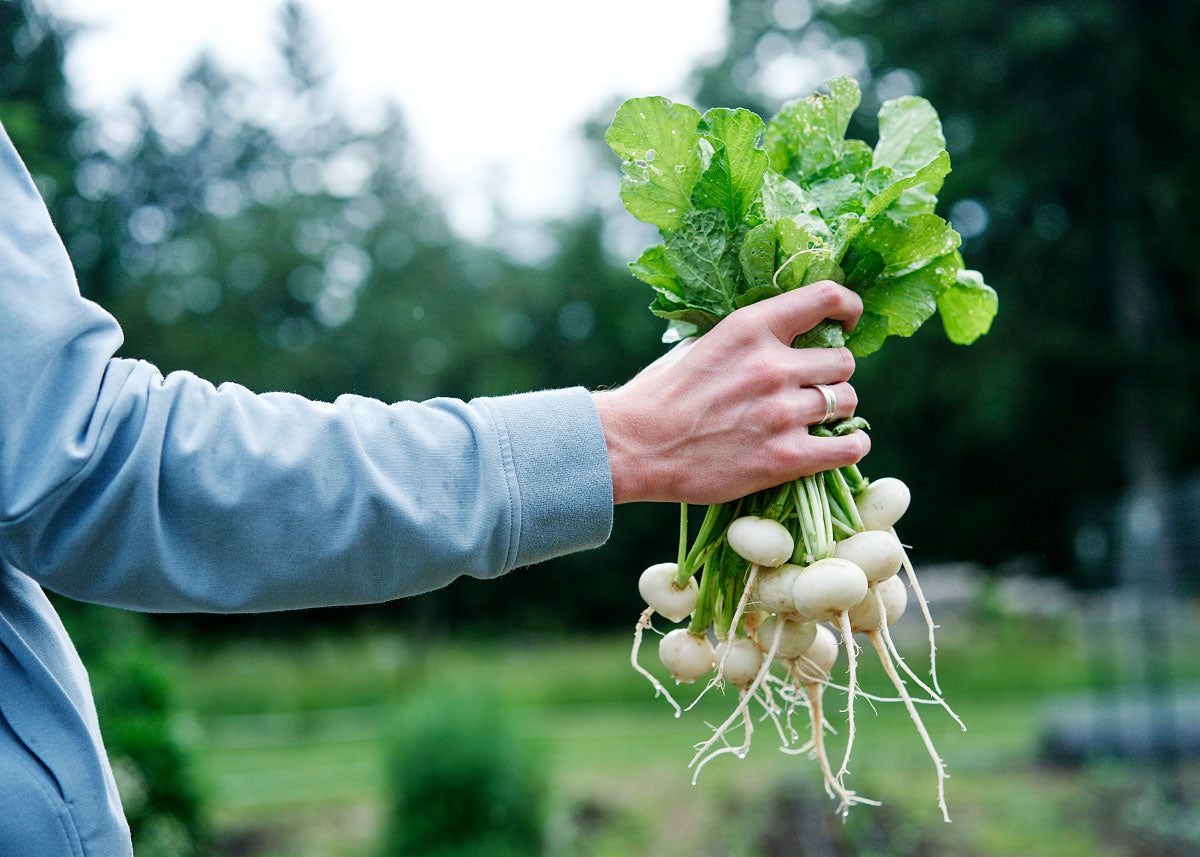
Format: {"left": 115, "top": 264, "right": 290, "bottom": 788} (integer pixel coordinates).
{"left": 631, "top": 465, "right": 964, "bottom": 821}
{"left": 607, "top": 75, "right": 997, "bottom": 821}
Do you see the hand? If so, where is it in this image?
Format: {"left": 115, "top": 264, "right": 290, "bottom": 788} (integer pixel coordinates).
{"left": 592, "top": 281, "right": 869, "bottom": 505}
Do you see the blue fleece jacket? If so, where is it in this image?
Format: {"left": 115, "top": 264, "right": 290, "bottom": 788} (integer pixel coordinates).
{"left": 0, "top": 121, "right": 614, "bottom": 854}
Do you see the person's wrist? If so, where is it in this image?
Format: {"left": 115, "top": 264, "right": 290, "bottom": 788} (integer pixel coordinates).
{"left": 591, "top": 389, "right": 653, "bottom": 505}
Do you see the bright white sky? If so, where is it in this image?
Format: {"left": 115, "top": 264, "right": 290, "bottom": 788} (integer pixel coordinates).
{"left": 39, "top": 0, "right": 729, "bottom": 239}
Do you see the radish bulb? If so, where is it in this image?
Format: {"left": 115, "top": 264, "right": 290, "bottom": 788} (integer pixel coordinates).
{"left": 742, "top": 606, "right": 766, "bottom": 633}
{"left": 792, "top": 623, "right": 839, "bottom": 684}
{"left": 637, "top": 562, "right": 698, "bottom": 622}
{"left": 847, "top": 575, "right": 907, "bottom": 633}
{"left": 833, "top": 530, "right": 903, "bottom": 585}
{"left": 726, "top": 516, "right": 794, "bottom": 567}
{"left": 790, "top": 558, "right": 869, "bottom": 623}
{"left": 659, "top": 628, "right": 714, "bottom": 684}
{"left": 754, "top": 563, "right": 804, "bottom": 615}
{"left": 713, "top": 564, "right": 761, "bottom": 687}
{"left": 714, "top": 636, "right": 762, "bottom": 690}
{"left": 854, "top": 477, "right": 910, "bottom": 530}
{"left": 756, "top": 615, "right": 817, "bottom": 659}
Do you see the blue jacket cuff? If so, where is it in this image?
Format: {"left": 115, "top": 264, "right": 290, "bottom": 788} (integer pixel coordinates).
{"left": 474, "top": 387, "right": 614, "bottom": 572}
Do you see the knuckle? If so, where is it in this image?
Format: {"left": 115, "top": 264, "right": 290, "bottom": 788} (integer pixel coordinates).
{"left": 839, "top": 383, "right": 859, "bottom": 412}
{"left": 809, "top": 280, "right": 843, "bottom": 308}
{"left": 834, "top": 347, "right": 856, "bottom": 379}
{"left": 817, "top": 280, "right": 857, "bottom": 314}
{"left": 848, "top": 430, "right": 871, "bottom": 461}
{"left": 763, "top": 436, "right": 806, "bottom": 474}
{"left": 744, "top": 353, "right": 786, "bottom": 390}
{"left": 720, "top": 311, "right": 759, "bottom": 347}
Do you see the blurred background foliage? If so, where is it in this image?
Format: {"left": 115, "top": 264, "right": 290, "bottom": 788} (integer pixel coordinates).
{"left": 3, "top": 0, "right": 1200, "bottom": 853}
{"left": 5, "top": 0, "right": 1197, "bottom": 631}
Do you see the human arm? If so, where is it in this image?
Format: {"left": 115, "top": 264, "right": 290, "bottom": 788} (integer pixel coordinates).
{"left": 0, "top": 123, "right": 613, "bottom": 614}
{"left": 0, "top": 119, "right": 863, "bottom": 615}
{"left": 592, "top": 282, "right": 869, "bottom": 505}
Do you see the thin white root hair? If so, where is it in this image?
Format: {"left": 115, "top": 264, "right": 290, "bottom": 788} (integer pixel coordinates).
{"left": 803, "top": 672, "right": 944, "bottom": 707}
{"left": 876, "top": 593, "right": 966, "bottom": 732}
{"left": 834, "top": 611, "right": 861, "bottom": 788}
{"left": 683, "top": 670, "right": 726, "bottom": 712}
{"left": 689, "top": 621, "right": 783, "bottom": 783}
{"left": 758, "top": 678, "right": 784, "bottom": 725}
{"left": 891, "top": 527, "right": 943, "bottom": 694}
{"left": 631, "top": 607, "right": 681, "bottom": 718}
{"left": 752, "top": 689, "right": 791, "bottom": 747}
{"left": 867, "top": 632, "right": 952, "bottom": 823}
{"left": 805, "top": 681, "right": 879, "bottom": 812}
{"left": 786, "top": 659, "right": 833, "bottom": 736}
{"left": 781, "top": 671, "right": 806, "bottom": 742}
{"left": 690, "top": 691, "right": 754, "bottom": 784}
{"left": 779, "top": 738, "right": 815, "bottom": 756}
{"left": 772, "top": 249, "right": 806, "bottom": 289}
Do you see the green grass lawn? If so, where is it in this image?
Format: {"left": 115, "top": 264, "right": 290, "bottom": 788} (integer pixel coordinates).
{"left": 157, "top": 606, "right": 1200, "bottom": 857}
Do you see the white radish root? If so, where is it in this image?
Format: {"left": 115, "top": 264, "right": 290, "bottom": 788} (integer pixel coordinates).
{"left": 877, "top": 606, "right": 966, "bottom": 732}
{"left": 714, "top": 636, "right": 762, "bottom": 689}
{"left": 726, "top": 516, "right": 794, "bottom": 567}
{"left": 630, "top": 607, "right": 681, "bottom": 717}
{"left": 689, "top": 620, "right": 784, "bottom": 783}
{"left": 756, "top": 615, "right": 817, "bottom": 659}
{"left": 779, "top": 628, "right": 876, "bottom": 812}
{"left": 689, "top": 563, "right": 760, "bottom": 710}
{"left": 833, "top": 529, "right": 903, "bottom": 585}
{"left": 755, "top": 563, "right": 803, "bottom": 615}
{"left": 890, "top": 529, "right": 944, "bottom": 694}
{"left": 866, "top": 629, "right": 951, "bottom": 822}
{"left": 834, "top": 610, "right": 861, "bottom": 790}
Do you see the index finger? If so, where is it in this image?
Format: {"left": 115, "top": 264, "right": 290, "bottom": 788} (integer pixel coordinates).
{"left": 742, "top": 280, "right": 863, "bottom": 344}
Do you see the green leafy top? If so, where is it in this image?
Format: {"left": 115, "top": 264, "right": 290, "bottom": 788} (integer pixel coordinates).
{"left": 605, "top": 76, "right": 997, "bottom": 355}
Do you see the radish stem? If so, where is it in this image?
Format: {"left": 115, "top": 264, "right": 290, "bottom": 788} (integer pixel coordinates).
{"left": 793, "top": 481, "right": 818, "bottom": 563}
{"left": 718, "top": 564, "right": 758, "bottom": 676}
{"left": 832, "top": 517, "right": 857, "bottom": 538}
{"left": 829, "top": 467, "right": 866, "bottom": 532}
{"left": 677, "top": 502, "right": 688, "bottom": 570}
{"left": 841, "top": 463, "right": 868, "bottom": 495}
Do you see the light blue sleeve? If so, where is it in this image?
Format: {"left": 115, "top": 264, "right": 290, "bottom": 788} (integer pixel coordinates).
{"left": 0, "top": 122, "right": 614, "bottom": 613}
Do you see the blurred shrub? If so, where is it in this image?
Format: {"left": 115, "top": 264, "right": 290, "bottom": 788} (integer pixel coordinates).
{"left": 381, "top": 687, "right": 547, "bottom": 857}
